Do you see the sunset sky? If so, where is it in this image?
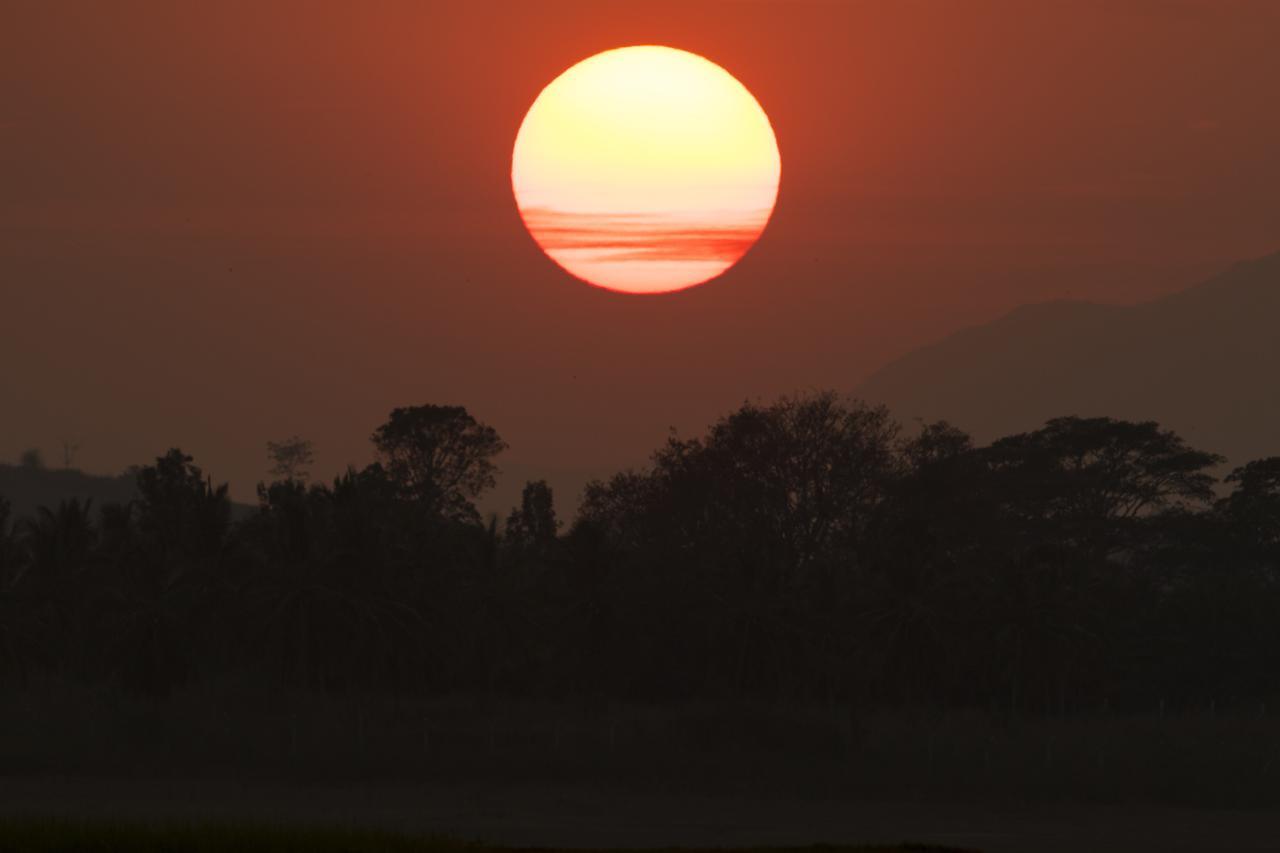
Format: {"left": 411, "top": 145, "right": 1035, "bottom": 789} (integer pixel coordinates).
{"left": 4, "top": 0, "right": 1280, "bottom": 511}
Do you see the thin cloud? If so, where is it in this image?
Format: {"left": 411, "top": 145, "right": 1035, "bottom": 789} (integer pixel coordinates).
{"left": 522, "top": 207, "right": 770, "bottom": 264}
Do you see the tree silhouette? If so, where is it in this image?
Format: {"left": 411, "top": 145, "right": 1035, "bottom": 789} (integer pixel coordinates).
{"left": 985, "top": 417, "right": 1224, "bottom": 558}
{"left": 135, "top": 449, "right": 231, "bottom": 561}
{"left": 371, "top": 405, "right": 506, "bottom": 525}
{"left": 21, "top": 499, "right": 96, "bottom": 589}
{"left": 0, "top": 497, "right": 20, "bottom": 580}
{"left": 0, "top": 496, "right": 40, "bottom": 684}
{"left": 3, "top": 396, "right": 1280, "bottom": 716}
{"left": 104, "top": 450, "right": 234, "bottom": 697}
{"left": 240, "top": 471, "right": 428, "bottom": 692}
{"left": 1221, "top": 457, "right": 1280, "bottom": 552}
{"left": 505, "top": 479, "right": 559, "bottom": 557}
{"left": 266, "top": 436, "right": 315, "bottom": 484}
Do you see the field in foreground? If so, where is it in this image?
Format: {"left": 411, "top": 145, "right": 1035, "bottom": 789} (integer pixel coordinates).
{"left": 5, "top": 779, "right": 1280, "bottom": 853}
{"left": 0, "top": 819, "right": 962, "bottom": 853}
{"left": 5, "top": 684, "right": 1280, "bottom": 809}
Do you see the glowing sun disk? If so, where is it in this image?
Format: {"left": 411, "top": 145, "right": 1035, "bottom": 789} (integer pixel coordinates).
{"left": 512, "top": 46, "right": 781, "bottom": 294}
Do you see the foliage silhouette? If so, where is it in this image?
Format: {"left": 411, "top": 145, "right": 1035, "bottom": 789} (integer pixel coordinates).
{"left": 0, "top": 396, "right": 1278, "bottom": 720}
{"left": 266, "top": 435, "right": 316, "bottom": 484}
{"left": 505, "top": 479, "right": 559, "bottom": 559}
{"left": 372, "top": 405, "right": 507, "bottom": 525}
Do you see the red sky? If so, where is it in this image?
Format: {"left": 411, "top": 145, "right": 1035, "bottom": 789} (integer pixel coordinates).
{"left": 4, "top": 0, "right": 1280, "bottom": 511}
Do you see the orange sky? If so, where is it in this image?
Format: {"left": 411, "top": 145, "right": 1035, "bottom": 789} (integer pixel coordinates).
{"left": 4, "top": 0, "right": 1280, "bottom": 511}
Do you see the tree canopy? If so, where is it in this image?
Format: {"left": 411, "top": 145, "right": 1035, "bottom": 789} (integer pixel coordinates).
{"left": 1, "top": 394, "right": 1277, "bottom": 715}
{"left": 371, "top": 405, "right": 506, "bottom": 524}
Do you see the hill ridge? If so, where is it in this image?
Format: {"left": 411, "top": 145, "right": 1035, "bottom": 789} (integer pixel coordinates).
{"left": 857, "top": 248, "right": 1280, "bottom": 464}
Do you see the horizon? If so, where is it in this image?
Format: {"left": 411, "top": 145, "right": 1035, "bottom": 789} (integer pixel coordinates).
{"left": 7, "top": 244, "right": 1276, "bottom": 517}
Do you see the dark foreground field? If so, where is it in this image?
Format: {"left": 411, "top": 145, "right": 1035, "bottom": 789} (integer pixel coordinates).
{"left": 0, "top": 822, "right": 968, "bottom": 853}
{"left": 6, "top": 689, "right": 1280, "bottom": 852}
{"left": 0, "top": 819, "right": 960, "bottom": 853}
{"left": 4, "top": 778, "right": 1280, "bottom": 853}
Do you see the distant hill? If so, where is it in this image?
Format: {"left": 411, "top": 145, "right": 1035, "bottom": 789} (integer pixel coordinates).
{"left": 0, "top": 459, "right": 587, "bottom": 530}
{"left": 858, "top": 249, "right": 1280, "bottom": 467}
{"left": 0, "top": 464, "right": 138, "bottom": 524}
{"left": 0, "top": 464, "right": 257, "bottom": 526}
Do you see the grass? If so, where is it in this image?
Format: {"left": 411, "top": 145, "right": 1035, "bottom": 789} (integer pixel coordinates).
{"left": 0, "top": 819, "right": 972, "bottom": 853}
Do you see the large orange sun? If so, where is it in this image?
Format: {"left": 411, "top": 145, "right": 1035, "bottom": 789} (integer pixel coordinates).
{"left": 512, "top": 46, "right": 781, "bottom": 295}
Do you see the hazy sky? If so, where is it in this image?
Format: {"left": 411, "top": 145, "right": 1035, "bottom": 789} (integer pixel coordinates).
{"left": 4, "top": 0, "right": 1280, "bottom": 511}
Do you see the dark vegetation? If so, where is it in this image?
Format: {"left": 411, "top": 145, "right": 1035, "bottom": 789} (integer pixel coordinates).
{"left": 3, "top": 395, "right": 1280, "bottom": 804}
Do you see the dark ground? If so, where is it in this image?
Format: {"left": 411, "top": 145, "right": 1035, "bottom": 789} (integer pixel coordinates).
{"left": 2, "top": 777, "right": 1279, "bottom": 853}
{"left": 6, "top": 687, "right": 1280, "bottom": 852}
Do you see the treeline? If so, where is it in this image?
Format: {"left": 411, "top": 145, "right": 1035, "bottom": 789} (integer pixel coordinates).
{"left": 1, "top": 393, "right": 1278, "bottom": 714}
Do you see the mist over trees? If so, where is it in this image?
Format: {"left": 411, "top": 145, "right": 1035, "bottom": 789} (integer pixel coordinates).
{"left": 2, "top": 394, "right": 1278, "bottom": 714}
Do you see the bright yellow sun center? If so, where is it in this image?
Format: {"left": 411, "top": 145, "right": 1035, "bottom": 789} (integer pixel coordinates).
{"left": 512, "top": 46, "right": 781, "bottom": 295}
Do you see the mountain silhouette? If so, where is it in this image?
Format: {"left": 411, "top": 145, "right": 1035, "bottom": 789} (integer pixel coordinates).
{"left": 0, "top": 464, "right": 138, "bottom": 524}
{"left": 858, "top": 249, "right": 1280, "bottom": 466}
{"left": 0, "top": 463, "right": 256, "bottom": 524}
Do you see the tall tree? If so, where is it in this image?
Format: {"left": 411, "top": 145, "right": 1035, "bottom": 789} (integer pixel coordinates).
{"left": 371, "top": 405, "right": 506, "bottom": 524}
{"left": 265, "top": 436, "right": 315, "bottom": 484}
{"left": 135, "top": 449, "right": 231, "bottom": 560}
{"left": 985, "top": 417, "right": 1223, "bottom": 556}
{"left": 505, "top": 479, "right": 559, "bottom": 555}
{"left": 654, "top": 392, "right": 899, "bottom": 576}
{"left": 1220, "top": 457, "right": 1280, "bottom": 547}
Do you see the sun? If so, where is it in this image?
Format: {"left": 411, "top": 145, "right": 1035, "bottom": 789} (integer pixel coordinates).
{"left": 512, "top": 46, "right": 781, "bottom": 295}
